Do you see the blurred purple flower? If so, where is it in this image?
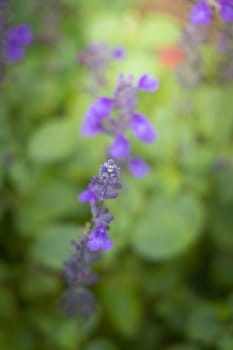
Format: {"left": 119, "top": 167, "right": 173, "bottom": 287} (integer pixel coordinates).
{"left": 6, "top": 24, "right": 33, "bottom": 63}
{"left": 109, "top": 135, "right": 130, "bottom": 160}
{"left": 78, "top": 184, "right": 98, "bottom": 202}
{"left": 137, "top": 74, "right": 159, "bottom": 92}
{"left": 81, "top": 73, "right": 158, "bottom": 177}
{"left": 219, "top": 0, "right": 233, "bottom": 22}
{"left": 189, "top": 0, "right": 233, "bottom": 26}
{"left": 78, "top": 42, "right": 125, "bottom": 90}
{"left": 190, "top": 1, "right": 212, "bottom": 26}
{"left": 128, "top": 158, "right": 150, "bottom": 178}
{"left": 113, "top": 47, "right": 125, "bottom": 59}
{"left": 81, "top": 97, "right": 113, "bottom": 136}
{"left": 87, "top": 226, "right": 114, "bottom": 251}
{"left": 130, "top": 113, "right": 157, "bottom": 144}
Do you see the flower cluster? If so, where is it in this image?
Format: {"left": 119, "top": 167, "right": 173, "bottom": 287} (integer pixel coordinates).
{"left": 6, "top": 24, "right": 33, "bottom": 63}
{"left": 62, "top": 160, "right": 122, "bottom": 317}
{"left": 81, "top": 73, "right": 159, "bottom": 177}
{"left": 190, "top": 0, "right": 233, "bottom": 26}
{"left": 177, "top": 1, "right": 233, "bottom": 87}
{"left": 78, "top": 42, "right": 125, "bottom": 92}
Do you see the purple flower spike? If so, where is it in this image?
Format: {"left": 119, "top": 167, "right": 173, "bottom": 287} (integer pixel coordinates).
{"left": 109, "top": 135, "right": 130, "bottom": 160}
{"left": 137, "top": 74, "right": 159, "bottom": 92}
{"left": 131, "top": 113, "right": 157, "bottom": 144}
{"left": 190, "top": 1, "right": 212, "bottom": 26}
{"left": 87, "top": 226, "right": 114, "bottom": 251}
{"left": 219, "top": 0, "right": 233, "bottom": 22}
{"left": 128, "top": 158, "right": 149, "bottom": 178}
{"left": 113, "top": 47, "right": 125, "bottom": 60}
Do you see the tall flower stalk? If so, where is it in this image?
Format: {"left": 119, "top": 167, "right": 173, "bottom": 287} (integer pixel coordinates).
{"left": 62, "top": 159, "right": 122, "bottom": 318}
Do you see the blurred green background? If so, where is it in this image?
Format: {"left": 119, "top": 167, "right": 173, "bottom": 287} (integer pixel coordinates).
{"left": 1, "top": 1, "right": 233, "bottom": 349}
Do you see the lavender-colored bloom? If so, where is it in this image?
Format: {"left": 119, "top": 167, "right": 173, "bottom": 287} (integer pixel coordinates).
{"left": 6, "top": 24, "right": 33, "bottom": 63}
{"left": 87, "top": 226, "right": 114, "bottom": 251}
{"left": 190, "top": 1, "right": 212, "bottom": 26}
{"left": 128, "top": 158, "right": 149, "bottom": 178}
{"left": 78, "top": 184, "right": 98, "bottom": 202}
{"left": 63, "top": 160, "right": 121, "bottom": 318}
{"left": 113, "top": 47, "right": 125, "bottom": 60}
{"left": 113, "top": 74, "right": 138, "bottom": 120}
{"left": 81, "top": 73, "right": 158, "bottom": 176}
{"left": 94, "top": 208, "right": 114, "bottom": 229}
{"left": 109, "top": 135, "right": 130, "bottom": 160}
{"left": 6, "top": 42, "right": 25, "bottom": 63}
{"left": 137, "top": 74, "right": 159, "bottom": 92}
{"left": 91, "top": 159, "right": 122, "bottom": 200}
{"left": 9, "top": 24, "right": 33, "bottom": 46}
{"left": 219, "top": 0, "right": 233, "bottom": 22}
{"left": 81, "top": 97, "right": 112, "bottom": 136}
{"left": 78, "top": 42, "right": 125, "bottom": 90}
{"left": 131, "top": 113, "right": 157, "bottom": 144}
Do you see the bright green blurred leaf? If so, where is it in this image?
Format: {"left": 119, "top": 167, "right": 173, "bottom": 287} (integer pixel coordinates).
{"left": 30, "top": 224, "right": 80, "bottom": 269}
{"left": 99, "top": 277, "right": 142, "bottom": 337}
{"left": 28, "top": 120, "right": 78, "bottom": 163}
{"left": 132, "top": 193, "right": 205, "bottom": 260}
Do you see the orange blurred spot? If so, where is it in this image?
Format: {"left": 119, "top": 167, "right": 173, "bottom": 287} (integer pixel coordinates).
{"left": 157, "top": 46, "right": 185, "bottom": 69}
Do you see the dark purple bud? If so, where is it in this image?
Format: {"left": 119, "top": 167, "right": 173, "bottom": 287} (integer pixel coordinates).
{"left": 94, "top": 208, "right": 114, "bottom": 229}
{"left": 62, "top": 288, "right": 96, "bottom": 319}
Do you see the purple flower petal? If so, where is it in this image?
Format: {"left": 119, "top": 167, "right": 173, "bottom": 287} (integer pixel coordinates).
{"left": 128, "top": 158, "right": 149, "bottom": 178}
{"left": 80, "top": 112, "right": 104, "bottom": 136}
{"left": 113, "top": 47, "right": 125, "bottom": 60}
{"left": 87, "top": 226, "right": 114, "bottom": 251}
{"left": 80, "top": 97, "right": 112, "bottom": 137}
{"left": 131, "top": 113, "right": 157, "bottom": 144}
{"left": 109, "top": 135, "right": 130, "bottom": 160}
{"left": 6, "top": 24, "right": 33, "bottom": 63}
{"left": 189, "top": 1, "right": 212, "bottom": 26}
{"left": 137, "top": 74, "right": 159, "bottom": 92}
{"left": 6, "top": 41, "right": 25, "bottom": 63}
{"left": 219, "top": 0, "right": 233, "bottom": 22}
{"left": 91, "top": 97, "right": 113, "bottom": 118}
{"left": 7, "top": 24, "right": 33, "bottom": 46}
{"left": 78, "top": 184, "right": 98, "bottom": 202}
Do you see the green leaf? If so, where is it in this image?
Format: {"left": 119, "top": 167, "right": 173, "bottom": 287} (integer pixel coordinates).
{"left": 30, "top": 224, "right": 80, "bottom": 269}
{"left": 16, "top": 179, "right": 78, "bottom": 235}
{"left": 99, "top": 277, "right": 142, "bottom": 337}
{"left": 210, "top": 201, "right": 233, "bottom": 251}
{"left": 186, "top": 304, "right": 223, "bottom": 345}
{"left": 28, "top": 120, "right": 78, "bottom": 163}
{"left": 86, "top": 339, "right": 118, "bottom": 350}
{"left": 132, "top": 193, "right": 205, "bottom": 260}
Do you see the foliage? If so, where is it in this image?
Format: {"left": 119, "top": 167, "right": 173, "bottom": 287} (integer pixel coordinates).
{"left": 1, "top": 0, "right": 233, "bottom": 349}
